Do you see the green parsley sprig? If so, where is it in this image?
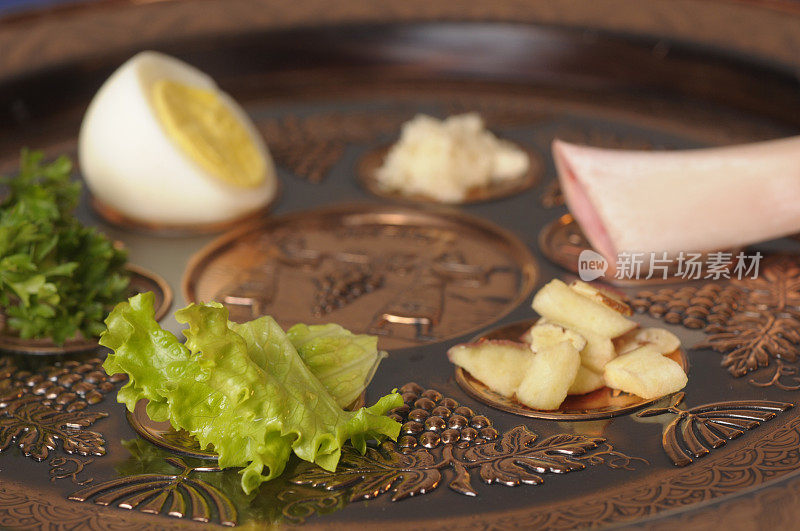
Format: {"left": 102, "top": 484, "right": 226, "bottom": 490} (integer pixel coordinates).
{"left": 0, "top": 149, "right": 129, "bottom": 344}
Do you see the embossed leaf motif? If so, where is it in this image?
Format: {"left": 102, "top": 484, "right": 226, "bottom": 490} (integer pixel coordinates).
{"left": 638, "top": 394, "right": 792, "bottom": 466}
{"left": 701, "top": 314, "right": 800, "bottom": 377}
{"left": 463, "top": 427, "right": 604, "bottom": 486}
{"left": 0, "top": 395, "right": 107, "bottom": 460}
{"left": 732, "top": 256, "right": 800, "bottom": 309}
{"left": 69, "top": 457, "right": 236, "bottom": 527}
{"left": 291, "top": 442, "right": 441, "bottom": 502}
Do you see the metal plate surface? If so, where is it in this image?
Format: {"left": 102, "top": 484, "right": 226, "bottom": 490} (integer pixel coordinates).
{"left": 1, "top": 6, "right": 800, "bottom": 530}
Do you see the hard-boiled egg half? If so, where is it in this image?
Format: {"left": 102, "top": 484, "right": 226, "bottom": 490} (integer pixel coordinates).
{"left": 79, "top": 51, "right": 277, "bottom": 227}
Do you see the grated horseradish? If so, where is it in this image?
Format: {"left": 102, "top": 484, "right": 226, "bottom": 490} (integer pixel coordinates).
{"left": 375, "top": 113, "right": 529, "bottom": 202}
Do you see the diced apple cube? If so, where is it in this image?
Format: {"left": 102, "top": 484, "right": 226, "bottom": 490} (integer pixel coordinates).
{"left": 520, "top": 317, "right": 550, "bottom": 343}
{"left": 604, "top": 345, "right": 687, "bottom": 400}
{"left": 525, "top": 322, "right": 587, "bottom": 353}
{"left": 447, "top": 340, "right": 534, "bottom": 397}
{"left": 579, "top": 332, "right": 617, "bottom": 373}
{"left": 568, "top": 366, "right": 605, "bottom": 395}
{"left": 615, "top": 327, "right": 681, "bottom": 356}
{"left": 532, "top": 279, "right": 637, "bottom": 338}
{"left": 516, "top": 341, "right": 581, "bottom": 410}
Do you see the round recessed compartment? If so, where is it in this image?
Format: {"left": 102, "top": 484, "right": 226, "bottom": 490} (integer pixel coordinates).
{"left": 0, "top": 264, "right": 172, "bottom": 356}
{"left": 357, "top": 143, "right": 542, "bottom": 205}
{"left": 127, "top": 393, "right": 367, "bottom": 459}
{"left": 538, "top": 214, "right": 740, "bottom": 286}
{"left": 183, "top": 204, "right": 538, "bottom": 350}
{"left": 454, "top": 319, "right": 689, "bottom": 421}
{"left": 90, "top": 182, "right": 280, "bottom": 237}
{"left": 127, "top": 399, "right": 219, "bottom": 460}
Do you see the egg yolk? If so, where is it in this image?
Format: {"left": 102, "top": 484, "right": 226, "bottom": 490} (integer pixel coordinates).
{"left": 151, "top": 79, "right": 265, "bottom": 188}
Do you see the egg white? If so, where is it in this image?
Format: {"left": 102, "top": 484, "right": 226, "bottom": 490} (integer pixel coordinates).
{"left": 79, "top": 51, "right": 277, "bottom": 226}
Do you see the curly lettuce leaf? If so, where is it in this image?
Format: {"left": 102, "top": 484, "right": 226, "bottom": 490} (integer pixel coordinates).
{"left": 101, "top": 292, "right": 402, "bottom": 494}
{"left": 287, "top": 323, "right": 388, "bottom": 408}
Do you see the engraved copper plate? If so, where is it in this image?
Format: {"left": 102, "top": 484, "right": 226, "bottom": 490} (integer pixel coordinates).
{"left": 454, "top": 319, "right": 689, "bottom": 420}
{"left": 357, "top": 144, "right": 542, "bottom": 204}
{"left": 3, "top": 6, "right": 800, "bottom": 530}
{"left": 0, "top": 264, "right": 172, "bottom": 355}
{"left": 183, "top": 204, "right": 538, "bottom": 350}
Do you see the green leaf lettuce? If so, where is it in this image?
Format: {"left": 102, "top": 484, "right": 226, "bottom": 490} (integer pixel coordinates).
{"left": 101, "top": 292, "right": 402, "bottom": 494}
{"left": 287, "top": 323, "right": 387, "bottom": 408}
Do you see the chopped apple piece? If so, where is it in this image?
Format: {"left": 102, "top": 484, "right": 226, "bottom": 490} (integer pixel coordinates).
{"left": 568, "top": 366, "right": 605, "bottom": 395}
{"left": 516, "top": 341, "right": 581, "bottom": 410}
{"left": 579, "top": 331, "right": 617, "bottom": 373}
{"left": 524, "top": 317, "right": 614, "bottom": 372}
{"left": 532, "top": 279, "right": 637, "bottom": 338}
{"left": 447, "top": 340, "right": 533, "bottom": 397}
{"left": 615, "top": 327, "right": 681, "bottom": 356}
{"left": 604, "top": 345, "right": 687, "bottom": 400}
{"left": 526, "top": 322, "right": 587, "bottom": 353}
{"left": 569, "top": 280, "right": 633, "bottom": 316}
{"left": 520, "top": 317, "right": 549, "bottom": 343}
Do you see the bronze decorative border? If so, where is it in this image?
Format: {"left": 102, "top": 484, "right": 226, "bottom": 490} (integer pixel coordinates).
{"left": 3, "top": 0, "right": 800, "bottom": 83}
{"left": 342, "top": 407, "right": 800, "bottom": 530}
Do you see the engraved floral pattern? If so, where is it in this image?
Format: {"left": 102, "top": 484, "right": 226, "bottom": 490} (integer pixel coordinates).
{"left": 293, "top": 442, "right": 443, "bottom": 501}
{"left": 291, "top": 426, "right": 607, "bottom": 502}
{"left": 288, "top": 385, "right": 644, "bottom": 508}
{"left": 49, "top": 456, "right": 94, "bottom": 485}
{"left": 258, "top": 110, "right": 412, "bottom": 182}
{"left": 631, "top": 254, "right": 800, "bottom": 389}
{"left": 0, "top": 357, "right": 115, "bottom": 462}
{"left": 0, "top": 395, "right": 106, "bottom": 460}
{"left": 69, "top": 457, "right": 237, "bottom": 527}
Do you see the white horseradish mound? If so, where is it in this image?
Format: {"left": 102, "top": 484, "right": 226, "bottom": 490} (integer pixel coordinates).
{"left": 375, "top": 113, "right": 529, "bottom": 202}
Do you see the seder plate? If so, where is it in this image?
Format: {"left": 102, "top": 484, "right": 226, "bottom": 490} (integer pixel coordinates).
{"left": 182, "top": 204, "right": 538, "bottom": 350}
{"left": 2, "top": 2, "right": 800, "bottom": 529}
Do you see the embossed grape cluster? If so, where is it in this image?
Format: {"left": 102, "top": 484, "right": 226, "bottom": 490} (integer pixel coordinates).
{"left": 312, "top": 265, "right": 383, "bottom": 316}
{"left": 630, "top": 284, "right": 741, "bottom": 331}
{"left": 11, "top": 357, "right": 125, "bottom": 412}
{"left": 388, "top": 382, "right": 498, "bottom": 452}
